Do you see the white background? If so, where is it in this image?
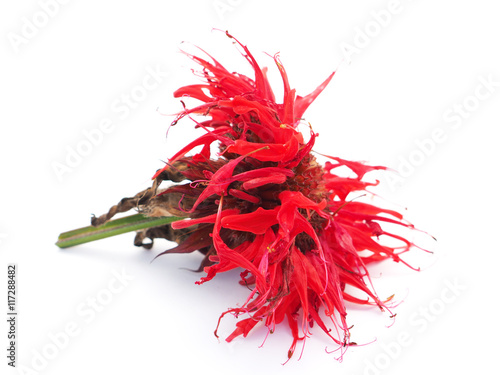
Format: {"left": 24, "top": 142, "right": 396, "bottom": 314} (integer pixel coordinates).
{"left": 1, "top": 1, "right": 499, "bottom": 374}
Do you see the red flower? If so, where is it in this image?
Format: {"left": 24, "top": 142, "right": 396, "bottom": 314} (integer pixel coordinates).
{"left": 96, "top": 32, "right": 421, "bottom": 360}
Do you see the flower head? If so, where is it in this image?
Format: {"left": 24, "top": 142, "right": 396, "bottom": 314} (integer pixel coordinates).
{"left": 94, "top": 32, "right": 421, "bottom": 360}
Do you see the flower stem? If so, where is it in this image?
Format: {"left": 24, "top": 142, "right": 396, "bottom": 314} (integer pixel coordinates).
{"left": 56, "top": 214, "right": 183, "bottom": 249}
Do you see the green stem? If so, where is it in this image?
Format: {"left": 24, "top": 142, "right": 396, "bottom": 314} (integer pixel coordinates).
{"left": 56, "top": 214, "right": 183, "bottom": 249}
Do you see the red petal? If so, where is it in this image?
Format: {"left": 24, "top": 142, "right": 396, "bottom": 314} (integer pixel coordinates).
{"left": 294, "top": 70, "right": 336, "bottom": 121}
{"left": 225, "top": 140, "right": 287, "bottom": 162}
{"left": 242, "top": 173, "right": 288, "bottom": 190}
{"left": 171, "top": 209, "right": 239, "bottom": 229}
{"left": 221, "top": 207, "right": 280, "bottom": 234}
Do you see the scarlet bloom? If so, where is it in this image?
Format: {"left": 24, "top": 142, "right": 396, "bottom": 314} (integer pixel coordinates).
{"left": 93, "top": 33, "right": 420, "bottom": 360}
